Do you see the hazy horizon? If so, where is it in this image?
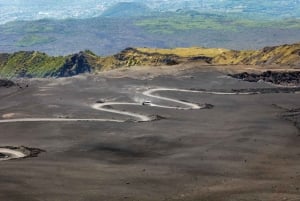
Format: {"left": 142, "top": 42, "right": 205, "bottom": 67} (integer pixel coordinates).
{"left": 1, "top": 0, "right": 300, "bottom": 24}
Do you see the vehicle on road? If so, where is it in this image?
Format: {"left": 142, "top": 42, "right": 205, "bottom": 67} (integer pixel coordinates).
{"left": 142, "top": 101, "right": 152, "bottom": 106}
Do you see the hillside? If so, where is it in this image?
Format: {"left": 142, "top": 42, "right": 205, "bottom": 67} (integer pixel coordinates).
{"left": 213, "top": 43, "right": 300, "bottom": 66}
{"left": 1, "top": 42, "right": 300, "bottom": 78}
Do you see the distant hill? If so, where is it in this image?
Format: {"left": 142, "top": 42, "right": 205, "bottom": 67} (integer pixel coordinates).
{"left": 1, "top": 10, "right": 300, "bottom": 56}
{"left": 1, "top": 42, "right": 300, "bottom": 78}
{"left": 101, "top": 2, "right": 152, "bottom": 17}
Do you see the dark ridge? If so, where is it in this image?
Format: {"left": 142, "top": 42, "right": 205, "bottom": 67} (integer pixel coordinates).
{"left": 190, "top": 87, "right": 300, "bottom": 94}
{"left": 229, "top": 71, "right": 300, "bottom": 85}
{"left": 188, "top": 56, "right": 213, "bottom": 63}
{"left": 230, "top": 87, "right": 300, "bottom": 94}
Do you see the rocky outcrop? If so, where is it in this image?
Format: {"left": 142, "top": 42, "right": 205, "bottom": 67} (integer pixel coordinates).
{"left": 49, "top": 52, "right": 92, "bottom": 77}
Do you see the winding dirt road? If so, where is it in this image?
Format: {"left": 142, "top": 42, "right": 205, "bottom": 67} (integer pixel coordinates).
{"left": 0, "top": 87, "right": 251, "bottom": 123}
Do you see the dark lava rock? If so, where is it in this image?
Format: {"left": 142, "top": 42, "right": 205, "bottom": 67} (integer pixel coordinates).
{"left": 96, "top": 99, "right": 105, "bottom": 103}
{"left": 162, "top": 57, "right": 179, "bottom": 65}
{"left": 229, "top": 71, "right": 300, "bottom": 85}
{"left": 0, "top": 153, "right": 7, "bottom": 159}
{"left": 189, "top": 56, "right": 212, "bottom": 63}
{"left": 231, "top": 87, "right": 300, "bottom": 94}
{"left": 0, "top": 79, "right": 15, "bottom": 88}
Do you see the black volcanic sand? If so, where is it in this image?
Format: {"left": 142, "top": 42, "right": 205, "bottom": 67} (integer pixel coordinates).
{"left": 0, "top": 69, "right": 299, "bottom": 201}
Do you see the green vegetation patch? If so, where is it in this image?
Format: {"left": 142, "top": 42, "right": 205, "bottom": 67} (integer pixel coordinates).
{"left": 135, "top": 13, "right": 226, "bottom": 34}
{"left": 0, "top": 51, "right": 65, "bottom": 77}
{"left": 16, "top": 35, "right": 56, "bottom": 47}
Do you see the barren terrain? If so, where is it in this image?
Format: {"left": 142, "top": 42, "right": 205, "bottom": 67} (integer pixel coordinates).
{"left": 0, "top": 65, "right": 299, "bottom": 201}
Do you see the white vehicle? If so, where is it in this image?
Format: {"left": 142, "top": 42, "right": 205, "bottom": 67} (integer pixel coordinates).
{"left": 142, "top": 101, "right": 152, "bottom": 106}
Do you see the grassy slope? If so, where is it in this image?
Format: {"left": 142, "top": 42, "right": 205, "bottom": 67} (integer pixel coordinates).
{"left": 0, "top": 51, "right": 65, "bottom": 77}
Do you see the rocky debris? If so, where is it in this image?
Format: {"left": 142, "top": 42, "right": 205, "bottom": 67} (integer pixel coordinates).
{"left": 0, "top": 79, "right": 15, "bottom": 87}
{"left": 229, "top": 71, "right": 300, "bottom": 85}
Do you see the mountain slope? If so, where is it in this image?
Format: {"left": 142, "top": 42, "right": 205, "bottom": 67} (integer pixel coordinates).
{"left": 0, "top": 51, "right": 93, "bottom": 78}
